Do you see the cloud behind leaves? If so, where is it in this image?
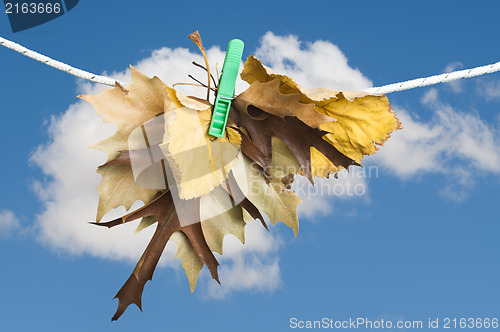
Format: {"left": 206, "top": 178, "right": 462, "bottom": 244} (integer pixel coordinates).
{"left": 255, "top": 32, "right": 372, "bottom": 91}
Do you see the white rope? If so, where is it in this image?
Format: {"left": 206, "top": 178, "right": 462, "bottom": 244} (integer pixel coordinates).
{"left": 363, "top": 61, "right": 500, "bottom": 94}
{"left": 0, "top": 36, "right": 124, "bottom": 86}
{"left": 1, "top": 35, "right": 499, "bottom": 93}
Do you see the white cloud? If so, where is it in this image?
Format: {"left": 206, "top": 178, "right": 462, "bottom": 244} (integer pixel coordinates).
{"left": 444, "top": 61, "right": 464, "bottom": 93}
{"left": 255, "top": 32, "right": 372, "bottom": 91}
{"left": 372, "top": 88, "right": 500, "bottom": 201}
{"left": 28, "top": 32, "right": 387, "bottom": 297}
{"left": 369, "top": 107, "right": 444, "bottom": 178}
{"left": 477, "top": 78, "right": 500, "bottom": 101}
{"left": 421, "top": 89, "right": 500, "bottom": 172}
{"left": 438, "top": 167, "right": 475, "bottom": 202}
{"left": 0, "top": 209, "right": 20, "bottom": 237}
{"left": 293, "top": 167, "right": 371, "bottom": 220}
{"left": 204, "top": 220, "right": 282, "bottom": 299}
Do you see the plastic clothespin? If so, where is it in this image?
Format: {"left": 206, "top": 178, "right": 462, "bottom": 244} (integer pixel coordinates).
{"left": 208, "top": 39, "right": 244, "bottom": 137}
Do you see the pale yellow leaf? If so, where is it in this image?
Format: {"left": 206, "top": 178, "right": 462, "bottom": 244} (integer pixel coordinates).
{"left": 200, "top": 186, "right": 246, "bottom": 255}
{"left": 172, "top": 89, "right": 211, "bottom": 110}
{"left": 80, "top": 67, "right": 176, "bottom": 220}
{"left": 80, "top": 66, "right": 173, "bottom": 162}
{"left": 160, "top": 106, "right": 241, "bottom": 199}
{"left": 171, "top": 231, "right": 204, "bottom": 293}
{"left": 233, "top": 152, "right": 301, "bottom": 236}
{"left": 134, "top": 215, "right": 157, "bottom": 234}
{"left": 269, "top": 137, "right": 301, "bottom": 179}
{"left": 95, "top": 165, "right": 159, "bottom": 222}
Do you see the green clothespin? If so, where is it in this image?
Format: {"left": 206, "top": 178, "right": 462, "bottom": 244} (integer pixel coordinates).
{"left": 208, "top": 39, "right": 244, "bottom": 137}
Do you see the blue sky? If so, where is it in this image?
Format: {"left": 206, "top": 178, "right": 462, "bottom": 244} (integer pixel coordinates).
{"left": 1, "top": 1, "right": 500, "bottom": 331}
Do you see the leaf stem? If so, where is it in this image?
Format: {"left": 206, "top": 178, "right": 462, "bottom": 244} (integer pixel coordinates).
{"left": 188, "top": 31, "right": 212, "bottom": 101}
{"left": 215, "top": 63, "right": 220, "bottom": 83}
{"left": 172, "top": 82, "right": 216, "bottom": 91}
{"left": 192, "top": 61, "right": 218, "bottom": 88}
{"left": 188, "top": 74, "right": 209, "bottom": 88}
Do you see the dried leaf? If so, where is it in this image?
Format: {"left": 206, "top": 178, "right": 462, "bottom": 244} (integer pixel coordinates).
{"left": 314, "top": 94, "right": 401, "bottom": 163}
{"left": 95, "top": 165, "right": 159, "bottom": 222}
{"left": 80, "top": 67, "right": 175, "bottom": 220}
{"left": 171, "top": 89, "right": 211, "bottom": 110}
{"left": 79, "top": 66, "right": 173, "bottom": 162}
{"left": 235, "top": 128, "right": 271, "bottom": 177}
{"left": 232, "top": 153, "right": 301, "bottom": 236}
{"left": 234, "top": 78, "right": 334, "bottom": 128}
{"left": 200, "top": 186, "right": 246, "bottom": 255}
{"left": 160, "top": 106, "right": 241, "bottom": 199}
{"left": 98, "top": 169, "right": 265, "bottom": 307}
{"left": 229, "top": 106, "right": 358, "bottom": 183}
{"left": 241, "top": 55, "right": 365, "bottom": 101}
{"left": 95, "top": 190, "right": 219, "bottom": 320}
{"left": 240, "top": 55, "right": 402, "bottom": 173}
{"left": 170, "top": 231, "right": 204, "bottom": 292}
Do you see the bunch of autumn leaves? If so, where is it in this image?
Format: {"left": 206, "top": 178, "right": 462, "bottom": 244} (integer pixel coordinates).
{"left": 80, "top": 44, "right": 400, "bottom": 321}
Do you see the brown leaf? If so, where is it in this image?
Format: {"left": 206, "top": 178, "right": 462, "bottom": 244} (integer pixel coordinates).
{"left": 229, "top": 107, "right": 359, "bottom": 183}
{"left": 234, "top": 127, "right": 271, "bottom": 178}
{"left": 234, "top": 78, "right": 335, "bottom": 128}
{"left": 94, "top": 189, "right": 219, "bottom": 321}
{"left": 98, "top": 150, "right": 130, "bottom": 168}
{"left": 226, "top": 172, "right": 268, "bottom": 231}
